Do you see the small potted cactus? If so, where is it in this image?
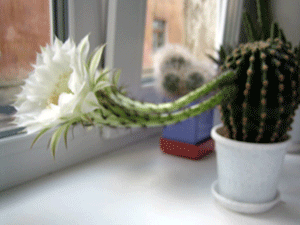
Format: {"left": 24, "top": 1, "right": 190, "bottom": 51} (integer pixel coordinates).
{"left": 209, "top": 0, "right": 300, "bottom": 213}
{"left": 153, "top": 45, "right": 217, "bottom": 160}
{"left": 211, "top": 37, "right": 299, "bottom": 213}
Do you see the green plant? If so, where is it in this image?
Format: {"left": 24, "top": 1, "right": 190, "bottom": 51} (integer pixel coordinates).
{"left": 208, "top": 45, "right": 233, "bottom": 67}
{"left": 154, "top": 45, "right": 212, "bottom": 99}
{"left": 242, "top": 0, "right": 272, "bottom": 42}
{"left": 209, "top": 0, "right": 286, "bottom": 68}
{"left": 219, "top": 39, "right": 299, "bottom": 142}
{"left": 19, "top": 36, "right": 300, "bottom": 154}
{"left": 94, "top": 38, "right": 299, "bottom": 144}
{"left": 15, "top": 0, "right": 300, "bottom": 155}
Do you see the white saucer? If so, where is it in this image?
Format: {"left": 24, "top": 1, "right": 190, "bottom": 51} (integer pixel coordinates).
{"left": 211, "top": 180, "right": 281, "bottom": 214}
{"left": 287, "top": 143, "right": 300, "bottom": 154}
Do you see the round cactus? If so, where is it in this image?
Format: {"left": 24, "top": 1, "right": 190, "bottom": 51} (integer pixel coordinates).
{"left": 219, "top": 38, "right": 300, "bottom": 143}
{"left": 153, "top": 44, "right": 216, "bottom": 99}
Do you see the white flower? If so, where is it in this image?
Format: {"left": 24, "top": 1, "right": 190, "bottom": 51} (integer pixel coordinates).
{"left": 14, "top": 35, "right": 100, "bottom": 134}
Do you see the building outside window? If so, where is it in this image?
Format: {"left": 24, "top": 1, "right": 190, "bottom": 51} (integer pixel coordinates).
{"left": 0, "top": 0, "right": 51, "bottom": 136}
{"left": 142, "top": 0, "right": 219, "bottom": 80}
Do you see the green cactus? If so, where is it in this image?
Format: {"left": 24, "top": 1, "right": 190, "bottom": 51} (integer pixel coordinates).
{"left": 219, "top": 38, "right": 299, "bottom": 143}
{"left": 96, "top": 40, "right": 299, "bottom": 143}
{"left": 87, "top": 37, "right": 300, "bottom": 145}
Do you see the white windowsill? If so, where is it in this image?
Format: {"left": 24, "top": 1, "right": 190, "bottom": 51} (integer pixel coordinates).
{"left": 1, "top": 135, "right": 300, "bottom": 225}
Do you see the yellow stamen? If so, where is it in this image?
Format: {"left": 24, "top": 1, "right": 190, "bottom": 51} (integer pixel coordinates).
{"left": 47, "top": 70, "right": 73, "bottom": 107}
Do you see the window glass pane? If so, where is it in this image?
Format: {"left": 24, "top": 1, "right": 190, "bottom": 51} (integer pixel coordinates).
{"left": 0, "top": 0, "right": 51, "bottom": 132}
{"left": 142, "top": 0, "right": 218, "bottom": 80}
{"left": 153, "top": 19, "right": 165, "bottom": 51}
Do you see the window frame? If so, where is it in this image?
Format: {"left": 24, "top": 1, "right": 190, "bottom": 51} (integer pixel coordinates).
{"left": 52, "top": 0, "right": 69, "bottom": 42}
{"left": 0, "top": 0, "right": 244, "bottom": 191}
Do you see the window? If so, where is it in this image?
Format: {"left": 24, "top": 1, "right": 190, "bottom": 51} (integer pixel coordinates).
{"left": 0, "top": 0, "right": 244, "bottom": 191}
{"left": 152, "top": 19, "right": 166, "bottom": 52}
{"left": 141, "top": 0, "right": 227, "bottom": 82}
{"left": 0, "top": 0, "right": 51, "bottom": 137}
{"left": 0, "top": 0, "right": 113, "bottom": 191}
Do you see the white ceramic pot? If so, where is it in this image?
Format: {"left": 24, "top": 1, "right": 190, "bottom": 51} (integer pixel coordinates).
{"left": 211, "top": 124, "right": 291, "bottom": 214}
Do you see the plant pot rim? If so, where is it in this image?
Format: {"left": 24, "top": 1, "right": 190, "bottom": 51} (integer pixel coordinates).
{"left": 211, "top": 124, "right": 291, "bottom": 150}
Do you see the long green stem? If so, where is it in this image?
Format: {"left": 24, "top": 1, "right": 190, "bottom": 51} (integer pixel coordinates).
{"left": 91, "top": 85, "right": 237, "bottom": 128}
{"left": 107, "top": 70, "right": 236, "bottom": 114}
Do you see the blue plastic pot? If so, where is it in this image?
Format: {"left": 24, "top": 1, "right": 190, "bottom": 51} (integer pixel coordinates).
{"left": 162, "top": 99, "right": 214, "bottom": 145}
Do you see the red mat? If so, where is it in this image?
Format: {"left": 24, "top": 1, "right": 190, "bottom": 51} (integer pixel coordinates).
{"left": 159, "top": 137, "right": 214, "bottom": 160}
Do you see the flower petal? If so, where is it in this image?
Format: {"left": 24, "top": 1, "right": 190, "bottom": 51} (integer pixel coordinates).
{"left": 81, "top": 92, "right": 99, "bottom": 113}
{"left": 13, "top": 34, "right": 95, "bottom": 135}
{"left": 78, "top": 34, "right": 90, "bottom": 62}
